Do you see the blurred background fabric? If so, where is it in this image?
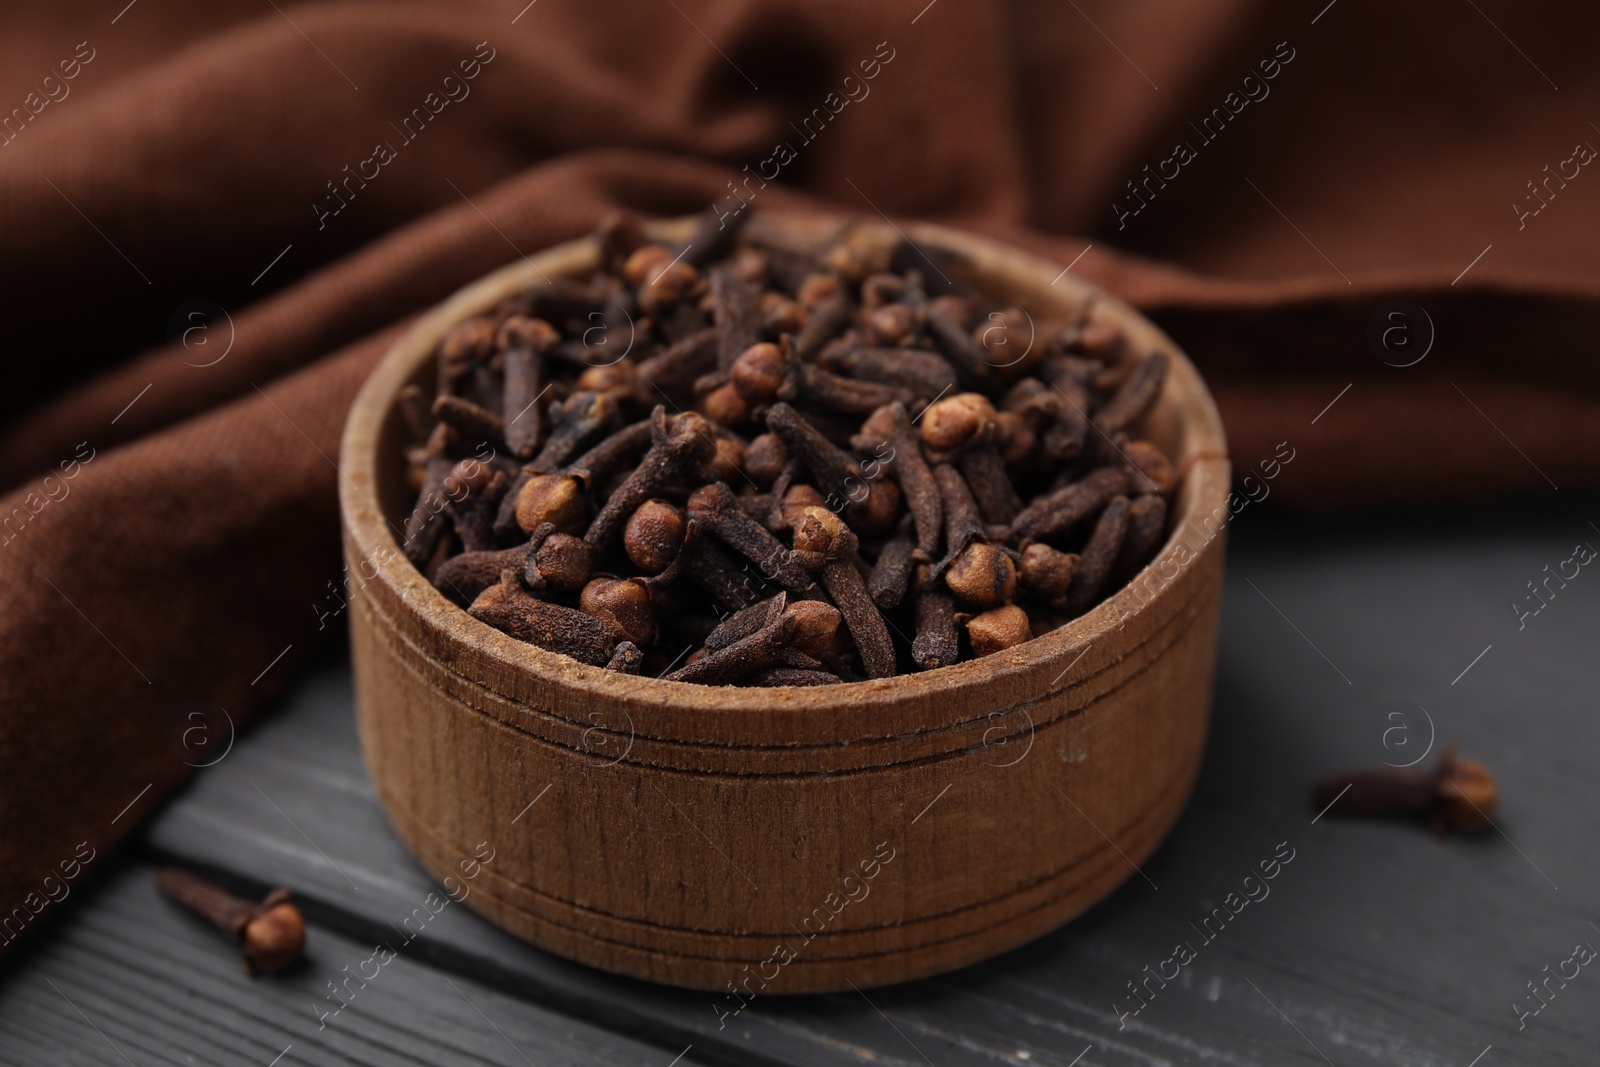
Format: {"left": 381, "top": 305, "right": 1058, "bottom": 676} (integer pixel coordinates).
{"left": 1, "top": 0, "right": 1595, "bottom": 950}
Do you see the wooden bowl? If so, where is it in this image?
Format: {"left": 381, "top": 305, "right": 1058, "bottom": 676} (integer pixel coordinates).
{"left": 339, "top": 212, "right": 1229, "bottom": 993}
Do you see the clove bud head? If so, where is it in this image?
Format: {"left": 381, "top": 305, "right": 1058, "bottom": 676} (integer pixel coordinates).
{"left": 780, "top": 484, "right": 827, "bottom": 532}
{"left": 621, "top": 244, "right": 671, "bottom": 284}
{"left": 965, "top": 605, "right": 1032, "bottom": 657}
{"left": 796, "top": 272, "right": 842, "bottom": 307}
{"left": 975, "top": 307, "right": 1036, "bottom": 366}
{"left": 921, "top": 393, "right": 997, "bottom": 452}
{"left": 1123, "top": 439, "right": 1175, "bottom": 495}
{"left": 581, "top": 577, "right": 658, "bottom": 646}
{"left": 792, "top": 506, "right": 854, "bottom": 557}
{"left": 854, "top": 404, "right": 901, "bottom": 450}
{"left": 730, "top": 342, "right": 791, "bottom": 405}
{"left": 576, "top": 362, "right": 639, "bottom": 402}
{"left": 1018, "top": 544, "right": 1079, "bottom": 601}
{"left": 155, "top": 870, "right": 305, "bottom": 978}
{"left": 994, "top": 411, "right": 1035, "bottom": 465}
{"left": 441, "top": 317, "right": 498, "bottom": 365}
{"left": 516, "top": 473, "right": 589, "bottom": 535}
{"left": 700, "top": 381, "right": 752, "bottom": 427}
{"left": 928, "top": 294, "right": 973, "bottom": 330}
{"left": 443, "top": 458, "right": 493, "bottom": 500}
{"left": 624, "top": 499, "right": 688, "bottom": 573}
{"left": 744, "top": 433, "right": 788, "bottom": 486}
{"left": 497, "top": 314, "right": 560, "bottom": 352}
{"left": 846, "top": 479, "right": 901, "bottom": 537}
{"left": 629, "top": 247, "right": 699, "bottom": 313}
{"left": 667, "top": 410, "right": 715, "bottom": 453}
{"left": 1436, "top": 752, "right": 1498, "bottom": 831}
{"left": 865, "top": 303, "right": 915, "bottom": 346}
{"left": 528, "top": 533, "right": 593, "bottom": 593}
{"left": 821, "top": 230, "right": 890, "bottom": 282}
{"left": 242, "top": 898, "right": 307, "bottom": 976}
{"left": 784, "top": 599, "right": 842, "bottom": 657}
{"left": 944, "top": 542, "right": 1017, "bottom": 608}
{"left": 761, "top": 293, "right": 805, "bottom": 334}
{"left": 701, "top": 429, "right": 746, "bottom": 484}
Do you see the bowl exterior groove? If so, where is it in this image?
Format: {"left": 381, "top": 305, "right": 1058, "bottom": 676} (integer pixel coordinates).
{"left": 340, "top": 214, "right": 1229, "bottom": 992}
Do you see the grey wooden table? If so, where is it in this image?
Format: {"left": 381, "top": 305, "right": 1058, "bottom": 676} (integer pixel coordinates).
{"left": 5, "top": 495, "right": 1598, "bottom": 1066}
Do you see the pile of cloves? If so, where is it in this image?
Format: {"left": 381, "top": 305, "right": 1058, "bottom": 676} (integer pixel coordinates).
{"left": 397, "top": 209, "right": 1176, "bottom": 686}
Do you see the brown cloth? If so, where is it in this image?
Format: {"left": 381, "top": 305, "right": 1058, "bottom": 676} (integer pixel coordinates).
{"left": 2, "top": 0, "right": 1596, "bottom": 948}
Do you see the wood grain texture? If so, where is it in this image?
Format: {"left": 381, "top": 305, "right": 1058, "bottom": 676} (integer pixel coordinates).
{"left": 0, "top": 864, "right": 700, "bottom": 1067}
{"left": 138, "top": 656, "right": 941, "bottom": 1067}
{"left": 133, "top": 493, "right": 1600, "bottom": 1065}
{"left": 336, "top": 212, "right": 1232, "bottom": 992}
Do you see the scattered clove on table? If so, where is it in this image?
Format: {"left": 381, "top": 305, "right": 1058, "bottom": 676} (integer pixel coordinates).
{"left": 1310, "top": 743, "right": 1499, "bottom": 835}
{"left": 154, "top": 868, "right": 306, "bottom": 976}
{"left": 397, "top": 207, "right": 1180, "bottom": 685}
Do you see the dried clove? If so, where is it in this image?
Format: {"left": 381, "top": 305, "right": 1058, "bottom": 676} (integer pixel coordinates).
{"left": 585, "top": 407, "right": 716, "bottom": 550}
{"left": 581, "top": 576, "right": 658, "bottom": 646}
{"left": 712, "top": 267, "right": 764, "bottom": 371}
{"left": 1018, "top": 543, "right": 1080, "bottom": 602}
{"left": 449, "top": 464, "right": 511, "bottom": 553}
{"left": 931, "top": 464, "right": 1016, "bottom": 608}
{"left": 397, "top": 383, "right": 437, "bottom": 440}
{"left": 1121, "top": 439, "right": 1174, "bottom": 496}
{"left": 703, "top": 593, "right": 786, "bottom": 652}
{"left": 469, "top": 569, "right": 615, "bottom": 665}
{"left": 867, "top": 520, "right": 917, "bottom": 610}
{"left": 911, "top": 565, "right": 960, "bottom": 671}
{"left": 925, "top": 296, "right": 992, "bottom": 385}
{"left": 531, "top": 391, "right": 621, "bottom": 471}
{"left": 1065, "top": 495, "right": 1130, "bottom": 615}
{"left": 821, "top": 346, "right": 957, "bottom": 400}
{"left": 638, "top": 327, "right": 720, "bottom": 398}
{"left": 1093, "top": 353, "right": 1168, "bottom": 436}
{"left": 748, "top": 666, "right": 843, "bottom": 687}
{"left": 920, "top": 393, "right": 1021, "bottom": 523}
{"left": 437, "top": 318, "right": 496, "bottom": 397}
{"left": 1011, "top": 466, "right": 1129, "bottom": 542}
{"left": 402, "top": 430, "right": 455, "bottom": 566}
{"left": 687, "top": 481, "right": 819, "bottom": 593}
{"left": 624, "top": 244, "right": 701, "bottom": 315}
{"left": 623, "top": 499, "right": 688, "bottom": 573}
{"left": 1311, "top": 744, "right": 1497, "bottom": 834}
{"left": 494, "top": 416, "right": 647, "bottom": 540}
{"left": 155, "top": 868, "right": 305, "bottom": 976}
{"left": 855, "top": 402, "right": 941, "bottom": 558}
{"left": 606, "top": 641, "right": 645, "bottom": 674}
{"left": 498, "top": 315, "right": 559, "bottom": 457}
{"left": 515, "top": 473, "right": 590, "bottom": 536}
{"left": 668, "top": 595, "right": 840, "bottom": 685}
{"left": 680, "top": 526, "right": 767, "bottom": 612}
{"left": 965, "top": 605, "right": 1032, "bottom": 657}
{"left": 743, "top": 432, "right": 789, "bottom": 486}
{"left": 525, "top": 531, "right": 593, "bottom": 593}
{"left": 1118, "top": 494, "right": 1168, "bottom": 575}
{"left": 435, "top": 537, "right": 539, "bottom": 605}
{"left": 792, "top": 507, "right": 897, "bottom": 679}
{"left": 765, "top": 401, "right": 863, "bottom": 505}
{"left": 433, "top": 395, "right": 506, "bottom": 452}
{"left": 731, "top": 341, "right": 911, "bottom": 416}
{"left": 791, "top": 280, "right": 854, "bottom": 360}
